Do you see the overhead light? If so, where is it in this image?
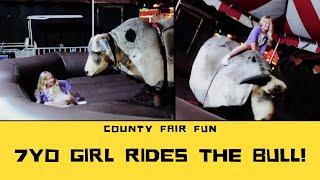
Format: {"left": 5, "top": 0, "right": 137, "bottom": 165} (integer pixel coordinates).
{"left": 153, "top": 4, "right": 160, "bottom": 8}
{"left": 214, "top": 33, "right": 220, "bottom": 37}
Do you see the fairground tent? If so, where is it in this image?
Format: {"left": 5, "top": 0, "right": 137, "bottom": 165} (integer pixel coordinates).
{"left": 202, "top": 0, "right": 320, "bottom": 53}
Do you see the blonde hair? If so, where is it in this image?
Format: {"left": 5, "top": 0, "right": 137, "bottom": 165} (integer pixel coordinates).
{"left": 259, "top": 16, "right": 273, "bottom": 46}
{"left": 34, "top": 71, "right": 55, "bottom": 103}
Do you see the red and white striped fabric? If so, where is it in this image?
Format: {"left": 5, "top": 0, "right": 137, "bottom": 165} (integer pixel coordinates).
{"left": 222, "top": 0, "right": 286, "bottom": 20}
{"left": 273, "top": 34, "right": 320, "bottom": 53}
{"left": 203, "top": 0, "right": 259, "bottom": 28}
{"left": 284, "top": 0, "right": 320, "bottom": 52}
{"left": 203, "top": 0, "right": 286, "bottom": 27}
{"left": 203, "top": 0, "right": 320, "bottom": 53}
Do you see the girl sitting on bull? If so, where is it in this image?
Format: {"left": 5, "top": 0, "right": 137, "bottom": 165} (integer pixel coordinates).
{"left": 221, "top": 16, "right": 273, "bottom": 65}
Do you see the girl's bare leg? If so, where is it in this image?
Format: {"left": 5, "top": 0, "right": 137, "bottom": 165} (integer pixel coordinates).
{"left": 65, "top": 94, "right": 77, "bottom": 105}
{"left": 221, "top": 44, "right": 251, "bottom": 65}
{"left": 44, "top": 101, "right": 63, "bottom": 107}
{"left": 44, "top": 94, "right": 77, "bottom": 107}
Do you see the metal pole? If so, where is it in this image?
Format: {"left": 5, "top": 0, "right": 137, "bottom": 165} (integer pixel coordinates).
{"left": 175, "top": 0, "right": 181, "bottom": 11}
{"left": 92, "top": 0, "right": 95, "bottom": 37}
{"left": 28, "top": 19, "right": 33, "bottom": 46}
{"left": 269, "top": 38, "right": 281, "bottom": 65}
{"left": 121, "top": 6, "right": 124, "bottom": 23}
{"left": 186, "top": 18, "right": 204, "bottom": 55}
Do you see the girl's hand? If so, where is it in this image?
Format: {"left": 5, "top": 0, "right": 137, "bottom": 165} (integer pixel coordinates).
{"left": 67, "top": 94, "right": 78, "bottom": 105}
{"left": 293, "top": 57, "right": 303, "bottom": 66}
{"left": 250, "top": 42, "right": 258, "bottom": 51}
{"left": 312, "top": 65, "right": 320, "bottom": 74}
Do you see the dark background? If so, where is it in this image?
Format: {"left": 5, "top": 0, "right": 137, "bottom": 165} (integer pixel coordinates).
{"left": 0, "top": 1, "right": 139, "bottom": 47}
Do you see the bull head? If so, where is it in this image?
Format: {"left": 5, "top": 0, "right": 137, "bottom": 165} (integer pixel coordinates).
{"left": 259, "top": 75, "right": 287, "bottom": 99}
{"left": 85, "top": 34, "right": 114, "bottom": 76}
{"left": 241, "top": 74, "right": 287, "bottom": 98}
{"left": 242, "top": 74, "right": 287, "bottom": 120}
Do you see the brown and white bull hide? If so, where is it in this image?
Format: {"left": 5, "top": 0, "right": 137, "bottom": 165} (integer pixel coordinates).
{"left": 85, "top": 17, "right": 173, "bottom": 88}
{"left": 189, "top": 35, "right": 287, "bottom": 120}
{"left": 250, "top": 75, "right": 287, "bottom": 120}
{"left": 157, "top": 18, "right": 174, "bottom": 86}
{"left": 85, "top": 33, "right": 113, "bottom": 75}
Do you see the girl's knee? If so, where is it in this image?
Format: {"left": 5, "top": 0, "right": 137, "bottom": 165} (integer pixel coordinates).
{"left": 241, "top": 43, "right": 251, "bottom": 49}
{"left": 66, "top": 95, "right": 77, "bottom": 104}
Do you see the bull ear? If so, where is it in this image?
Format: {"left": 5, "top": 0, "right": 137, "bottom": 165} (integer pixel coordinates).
{"left": 240, "top": 74, "right": 271, "bottom": 86}
{"left": 98, "top": 39, "right": 111, "bottom": 52}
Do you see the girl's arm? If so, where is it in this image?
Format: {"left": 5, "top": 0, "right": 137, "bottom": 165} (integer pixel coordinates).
{"left": 36, "top": 91, "right": 48, "bottom": 104}
{"left": 59, "top": 80, "right": 72, "bottom": 94}
{"left": 246, "top": 26, "right": 260, "bottom": 51}
{"left": 59, "top": 80, "right": 83, "bottom": 102}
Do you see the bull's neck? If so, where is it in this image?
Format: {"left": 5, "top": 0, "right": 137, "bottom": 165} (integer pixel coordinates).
{"left": 106, "top": 33, "right": 116, "bottom": 63}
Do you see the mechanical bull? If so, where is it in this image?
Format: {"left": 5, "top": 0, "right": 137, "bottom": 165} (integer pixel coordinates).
{"left": 84, "top": 17, "right": 173, "bottom": 89}
{"left": 189, "top": 35, "right": 287, "bottom": 120}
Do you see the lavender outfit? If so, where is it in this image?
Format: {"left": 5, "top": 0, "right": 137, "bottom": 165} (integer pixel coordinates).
{"left": 38, "top": 80, "right": 82, "bottom": 104}
{"left": 245, "top": 25, "right": 268, "bottom": 55}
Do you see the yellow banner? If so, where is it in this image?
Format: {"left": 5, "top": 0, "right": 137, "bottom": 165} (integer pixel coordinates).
{"left": 0, "top": 122, "right": 318, "bottom": 179}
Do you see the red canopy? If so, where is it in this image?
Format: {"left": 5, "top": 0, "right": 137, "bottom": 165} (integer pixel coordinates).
{"left": 203, "top": 0, "right": 320, "bottom": 53}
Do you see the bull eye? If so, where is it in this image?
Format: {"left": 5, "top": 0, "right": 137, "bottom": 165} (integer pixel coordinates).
{"left": 95, "top": 57, "right": 101, "bottom": 64}
{"left": 93, "top": 53, "right": 102, "bottom": 64}
{"left": 274, "top": 85, "right": 281, "bottom": 92}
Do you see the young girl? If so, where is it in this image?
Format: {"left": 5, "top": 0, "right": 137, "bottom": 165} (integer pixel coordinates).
{"left": 221, "top": 16, "right": 273, "bottom": 65}
{"left": 34, "top": 71, "right": 80, "bottom": 107}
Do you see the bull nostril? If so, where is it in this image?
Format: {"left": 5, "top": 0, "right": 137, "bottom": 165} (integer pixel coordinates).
{"left": 85, "top": 71, "right": 89, "bottom": 75}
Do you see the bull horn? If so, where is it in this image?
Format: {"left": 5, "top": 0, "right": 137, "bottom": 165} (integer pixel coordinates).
{"left": 240, "top": 74, "right": 271, "bottom": 86}
{"left": 98, "top": 39, "right": 110, "bottom": 52}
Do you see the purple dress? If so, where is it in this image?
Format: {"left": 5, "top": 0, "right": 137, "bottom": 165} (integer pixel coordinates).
{"left": 245, "top": 25, "right": 268, "bottom": 55}
{"left": 38, "top": 80, "right": 82, "bottom": 104}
